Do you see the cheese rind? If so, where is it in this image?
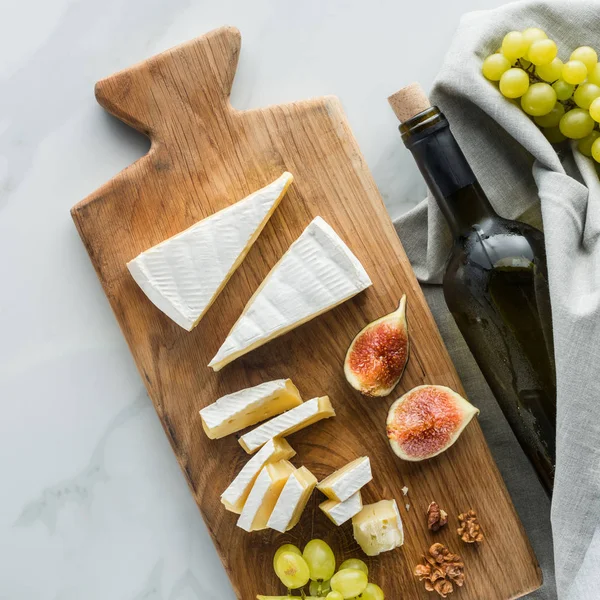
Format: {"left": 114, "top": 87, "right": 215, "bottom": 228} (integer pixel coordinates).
{"left": 236, "top": 460, "right": 295, "bottom": 532}
{"left": 320, "top": 491, "right": 363, "bottom": 526}
{"left": 200, "top": 379, "right": 302, "bottom": 439}
{"left": 239, "top": 396, "right": 335, "bottom": 454}
{"left": 317, "top": 456, "right": 372, "bottom": 502}
{"left": 352, "top": 499, "right": 404, "bottom": 556}
{"left": 267, "top": 466, "right": 317, "bottom": 533}
{"left": 221, "top": 438, "right": 295, "bottom": 514}
{"left": 209, "top": 216, "right": 372, "bottom": 370}
{"left": 127, "top": 172, "right": 293, "bottom": 331}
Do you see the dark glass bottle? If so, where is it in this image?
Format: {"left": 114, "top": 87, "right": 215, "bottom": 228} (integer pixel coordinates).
{"left": 399, "top": 105, "right": 556, "bottom": 493}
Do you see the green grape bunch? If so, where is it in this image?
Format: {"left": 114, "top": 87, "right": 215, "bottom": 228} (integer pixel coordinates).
{"left": 259, "top": 539, "right": 385, "bottom": 599}
{"left": 482, "top": 27, "right": 600, "bottom": 162}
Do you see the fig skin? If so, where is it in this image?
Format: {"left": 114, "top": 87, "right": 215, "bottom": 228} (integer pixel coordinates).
{"left": 344, "top": 295, "right": 409, "bottom": 397}
{"left": 386, "top": 385, "right": 479, "bottom": 461}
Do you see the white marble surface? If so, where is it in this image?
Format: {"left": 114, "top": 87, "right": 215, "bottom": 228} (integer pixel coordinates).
{"left": 0, "top": 0, "right": 511, "bottom": 598}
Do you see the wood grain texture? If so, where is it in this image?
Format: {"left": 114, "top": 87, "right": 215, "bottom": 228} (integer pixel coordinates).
{"left": 71, "top": 26, "right": 542, "bottom": 600}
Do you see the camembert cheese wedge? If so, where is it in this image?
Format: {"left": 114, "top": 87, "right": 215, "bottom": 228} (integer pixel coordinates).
{"left": 209, "top": 216, "right": 372, "bottom": 370}
{"left": 352, "top": 499, "right": 404, "bottom": 556}
{"left": 200, "top": 379, "right": 302, "bottom": 439}
{"left": 237, "top": 460, "right": 295, "bottom": 532}
{"left": 127, "top": 172, "right": 293, "bottom": 331}
{"left": 317, "top": 456, "right": 372, "bottom": 502}
{"left": 267, "top": 466, "right": 317, "bottom": 533}
{"left": 320, "top": 490, "right": 363, "bottom": 526}
{"left": 239, "top": 396, "right": 335, "bottom": 454}
{"left": 221, "top": 437, "right": 295, "bottom": 514}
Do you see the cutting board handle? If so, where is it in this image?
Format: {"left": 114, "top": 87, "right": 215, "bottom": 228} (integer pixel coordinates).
{"left": 94, "top": 26, "right": 241, "bottom": 139}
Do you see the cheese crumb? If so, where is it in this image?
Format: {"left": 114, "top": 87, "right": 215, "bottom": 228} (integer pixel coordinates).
{"left": 405, "top": 503, "right": 410, "bottom": 512}
{"left": 402, "top": 486, "right": 409, "bottom": 496}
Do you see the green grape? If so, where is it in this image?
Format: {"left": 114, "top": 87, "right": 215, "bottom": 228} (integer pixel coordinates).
{"left": 543, "top": 126, "right": 567, "bottom": 144}
{"left": 326, "top": 593, "right": 344, "bottom": 600}
{"left": 589, "top": 97, "right": 600, "bottom": 122}
{"left": 338, "top": 559, "right": 368, "bottom": 577}
{"left": 499, "top": 68, "right": 530, "bottom": 98}
{"left": 536, "top": 57, "right": 563, "bottom": 82}
{"left": 501, "top": 31, "right": 528, "bottom": 60}
{"left": 570, "top": 46, "right": 598, "bottom": 74}
{"left": 358, "top": 583, "right": 385, "bottom": 600}
{"left": 552, "top": 79, "right": 575, "bottom": 101}
{"left": 578, "top": 131, "right": 600, "bottom": 157}
{"left": 310, "top": 578, "right": 332, "bottom": 596}
{"left": 482, "top": 53, "right": 511, "bottom": 81}
{"left": 587, "top": 63, "right": 600, "bottom": 86}
{"left": 273, "top": 544, "right": 302, "bottom": 572}
{"left": 330, "top": 569, "right": 368, "bottom": 599}
{"left": 534, "top": 102, "right": 565, "bottom": 127}
{"left": 274, "top": 552, "right": 310, "bottom": 589}
{"left": 562, "top": 60, "right": 588, "bottom": 85}
{"left": 522, "top": 27, "right": 547, "bottom": 48}
{"left": 574, "top": 83, "right": 600, "bottom": 109}
{"left": 559, "top": 108, "right": 595, "bottom": 139}
{"left": 591, "top": 137, "right": 600, "bottom": 162}
{"left": 527, "top": 39, "right": 557, "bottom": 66}
{"left": 303, "top": 539, "right": 336, "bottom": 582}
{"left": 520, "top": 82, "right": 556, "bottom": 116}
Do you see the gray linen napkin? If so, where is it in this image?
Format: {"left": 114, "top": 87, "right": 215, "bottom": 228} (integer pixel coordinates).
{"left": 393, "top": 1, "right": 600, "bottom": 598}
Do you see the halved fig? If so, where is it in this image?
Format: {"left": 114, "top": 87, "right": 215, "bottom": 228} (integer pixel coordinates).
{"left": 386, "top": 385, "right": 479, "bottom": 461}
{"left": 344, "top": 295, "right": 409, "bottom": 397}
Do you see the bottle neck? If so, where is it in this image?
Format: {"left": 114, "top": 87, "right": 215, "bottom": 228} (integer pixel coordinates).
{"left": 401, "top": 107, "right": 497, "bottom": 236}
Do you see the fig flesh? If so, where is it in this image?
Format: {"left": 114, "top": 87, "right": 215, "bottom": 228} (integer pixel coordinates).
{"left": 386, "top": 385, "right": 479, "bottom": 461}
{"left": 344, "top": 295, "right": 409, "bottom": 397}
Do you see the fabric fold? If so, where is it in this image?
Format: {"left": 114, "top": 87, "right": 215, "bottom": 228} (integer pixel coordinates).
{"left": 393, "top": 1, "right": 600, "bottom": 597}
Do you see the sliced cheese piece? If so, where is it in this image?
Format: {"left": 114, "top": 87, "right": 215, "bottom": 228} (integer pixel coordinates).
{"left": 239, "top": 396, "right": 335, "bottom": 454}
{"left": 267, "top": 466, "right": 318, "bottom": 532}
{"left": 352, "top": 499, "right": 404, "bottom": 556}
{"left": 237, "top": 460, "right": 295, "bottom": 532}
{"left": 209, "top": 216, "right": 372, "bottom": 370}
{"left": 221, "top": 437, "right": 295, "bottom": 514}
{"left": 317, "top": 456, "right": 372, "bottom": 502}
{"left": 200, "top": 379, "right": 302, "bottom": 439}
{"left": 320, "top": 490, "right": 363, "bottom": 526}
{"left": 127, "top": 172, "right": 293, "bottom": 331}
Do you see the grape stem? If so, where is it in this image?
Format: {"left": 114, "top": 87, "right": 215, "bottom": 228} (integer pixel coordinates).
{"left": 517, "top": 58, "right": 540, "bottom": 80}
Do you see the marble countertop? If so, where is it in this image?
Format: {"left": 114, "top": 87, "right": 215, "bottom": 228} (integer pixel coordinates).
{"left": 0, "top": 0, "right": 509, "bottom": 597}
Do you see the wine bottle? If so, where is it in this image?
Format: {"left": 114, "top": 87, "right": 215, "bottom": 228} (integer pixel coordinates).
{"left": 388, "top": 84, "right": 556, "bottom": 493}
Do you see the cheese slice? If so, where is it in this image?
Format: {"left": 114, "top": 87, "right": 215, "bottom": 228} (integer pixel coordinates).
{"left": 267, "top": 466, "right": 317, "bottom": 532}
{"left": 352, "top": 499, "right": 404, "bottom": 556}
{"left": 200, "top": 379, "right": 302, "bottom": 439}
{"left": 237, "top": 460, "right": 295, "bottom": 532}
{"left": 209, "top": 216, "right": 372, "bottom": 370}
{"left": 239, "top": 396, "right": 335, "bottom": 454}
{"left": 320, "top": 490, "right": 363, "bottom": 526}
{"left": 221, "top": 437, "right": 295, "bottom": 513}
{"left": 317, "top": 456, "right": 372, "bottom": 502}
{"left": 127, "top": 172, "right": 293, "bottom": 331}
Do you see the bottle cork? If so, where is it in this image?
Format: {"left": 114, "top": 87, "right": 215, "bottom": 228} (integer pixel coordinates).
{"left": 387, "top": 83, "right": 431, "bottom": 123}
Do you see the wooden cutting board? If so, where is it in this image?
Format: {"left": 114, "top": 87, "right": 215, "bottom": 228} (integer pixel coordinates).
{"left": 71, "top": 26, "right": 542, "bottom": 600}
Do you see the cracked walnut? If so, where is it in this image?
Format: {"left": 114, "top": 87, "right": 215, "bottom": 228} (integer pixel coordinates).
{"left": 457, "top": 509, "right": 484, "bottom": 543}
{"left": 414, "top": 543, "right": 465, "bottom": 598}
{"left": 427, "top": 501, "right": 448, "bottom": 532}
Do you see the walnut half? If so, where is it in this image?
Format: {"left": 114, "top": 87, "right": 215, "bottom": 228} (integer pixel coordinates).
{"left": 414, "top": 543, "right": 465, "bottom": 598}
{"left": 427, "top": 501, "right": 448, "bottom": 532}
{"left": 457, "top": 509, "right": 484, "bottom": 544}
